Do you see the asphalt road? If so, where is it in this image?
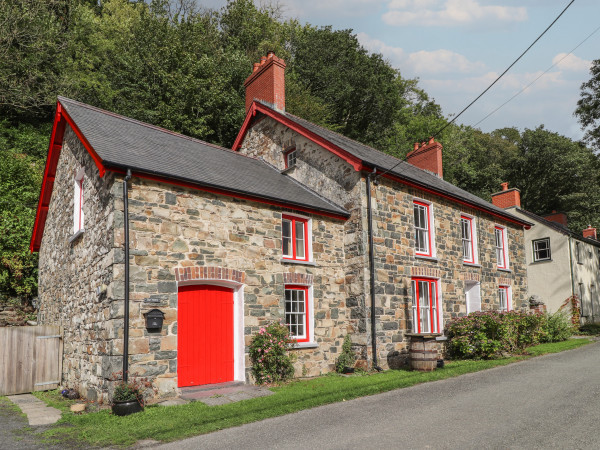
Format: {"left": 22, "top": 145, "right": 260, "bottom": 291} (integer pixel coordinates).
{"left": 157, "top": 341, "right": 600, "bottom": 450}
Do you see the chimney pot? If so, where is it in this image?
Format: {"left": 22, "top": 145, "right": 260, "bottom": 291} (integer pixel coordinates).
{"left": 413, "top": 142, "right": 419, "bottom": 151}
{"left": 428, "top": 136, "right": 434, "bottom": 144}
{"left": 501, "top": 182, "right": 509, "bottom": 191}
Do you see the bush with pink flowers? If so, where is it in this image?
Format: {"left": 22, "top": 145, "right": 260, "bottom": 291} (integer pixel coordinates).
{"left": 249, "top": 322, "right": 296, "bottom": 384}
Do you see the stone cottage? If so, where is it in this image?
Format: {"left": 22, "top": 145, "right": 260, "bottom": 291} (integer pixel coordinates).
{"left": 31, "top": 53, "right": 531, "bottom": 401}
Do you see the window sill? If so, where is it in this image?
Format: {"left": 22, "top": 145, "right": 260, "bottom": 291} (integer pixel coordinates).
{"left": 405, "top": 333, "right": 444, "bottom": 339}
{"left": 281, "top": 166, "right": 297, "bottom": 174}
{"left": 497, "top": 268, "right": 512, "bottom": 273}
{"left": 415, "top": 254, "right": 438, "bottom": 262}
{"left": 531, "top": 259, "right": 552, "bottom": 264}
{"left": 281, "top": 259, "right": 316, "bottom": 266}
{"left": 291, "top": 342, "right": 318, "bottom": 349}
{"left": 463, "top": 262, "right": 481, "bottom": 268}
{"left": 68, "top": 229, "right": 84, "bottom": 243}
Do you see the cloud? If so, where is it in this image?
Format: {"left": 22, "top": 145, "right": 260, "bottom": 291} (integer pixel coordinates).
{"left": 552, "top": 53, "right": 592, "bottom": 72}
{"left": 382, "top": 0, "right": 528, "bottom": 27}
{"left": 279, "top": 0, "right": 388, "bottom": 19}
{"left": 357, "top": 32, "right": 485, "bottom": 74}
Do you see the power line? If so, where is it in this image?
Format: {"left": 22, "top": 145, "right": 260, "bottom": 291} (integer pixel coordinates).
{"left": 433, "top": 0, "right": 575, "bottom": 137}
{"left": 473, "top": 23, "right": 600, "bottom": 128}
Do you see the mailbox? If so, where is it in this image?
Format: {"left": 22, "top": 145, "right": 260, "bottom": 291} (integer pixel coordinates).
{"left": 145, "top": 309, "right": 165, "bottom": 330}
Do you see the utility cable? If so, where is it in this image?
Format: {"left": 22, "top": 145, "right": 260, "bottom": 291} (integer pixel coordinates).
{"left": 473, "top": 23, "right": 600, "bottom": 127}
{"left": 433, "top": 0, "right": 575, "bottom": 137}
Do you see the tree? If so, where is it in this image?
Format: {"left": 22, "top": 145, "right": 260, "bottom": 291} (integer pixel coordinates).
{"left": 0, "top": 120, "right": 47, "bottom": 300}
{"left": 575, "top": 58, "right": 600, "bottom": 152}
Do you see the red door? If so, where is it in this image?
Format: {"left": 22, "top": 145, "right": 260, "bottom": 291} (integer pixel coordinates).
{"left": 178, "top": 285, "right": 234, "bottom": 387}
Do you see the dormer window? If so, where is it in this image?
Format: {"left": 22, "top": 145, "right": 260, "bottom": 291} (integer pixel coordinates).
{"left": 284, "top": 148, "right": 297, "bottom": 169}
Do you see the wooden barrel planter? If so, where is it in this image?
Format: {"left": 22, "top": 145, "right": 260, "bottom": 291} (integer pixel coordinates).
{"left": 407, "top": 334, "right": 442, "bottom": 372}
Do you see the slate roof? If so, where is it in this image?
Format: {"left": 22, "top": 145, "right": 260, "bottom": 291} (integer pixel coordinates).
{"left": 58, "top": 97, "right": 348, "bottom": 217}
{"left": 515, "top": 208, "right": 600, "bottom": 247}
{"left": 253, "top": 101, "right": 530, "bottom": 227}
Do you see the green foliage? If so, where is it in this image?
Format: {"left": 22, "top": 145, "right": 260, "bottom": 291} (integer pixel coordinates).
{"left": 578, "top": 323, "right": 600, "bottom": 336}
{"left": 335, "top": 334, "right": 356, "bottom": 373}
{"left": 541, "top": 311, "right": 574, "bottom": 343}
{"left": 110, "top": 373, "right": 154, "bottom": 405}
{"left": 249, "top": 322, "right": 296, "bottom": 384}
{"left": 446, "top": 310, "right": 566, "bottom": 359}
{"left": 575, "top": 58, "right": 600, "bottom": 152}
{"left": 0, "top": 120, "right": 47, "bottom": 300}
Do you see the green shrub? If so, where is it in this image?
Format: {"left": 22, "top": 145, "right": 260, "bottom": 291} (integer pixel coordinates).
{"left": 249, "top": 322, "right": 296, "bottom": 384}
{"left": 578, "top": 323, "right": 600, "bottom": 336}
{"left": 335, "top": 335, "right": 356, "bottom": 373}
{"left": 540, "top": 311, "right": 574, "bottom": 342}
{"left": 446, "top": 311, "right": 548, "bottom": 359}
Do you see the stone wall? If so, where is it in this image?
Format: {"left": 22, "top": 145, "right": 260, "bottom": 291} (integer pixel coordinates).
{"left": 37, "top": 127, "right": 118, "bottom": 401}
{"left": 367, "top": 177, "right": 527, "bottom": 368}
{"left": 117, "top": 176, "right": 348, "bottom": 395}
{"left": 239, "top": 117, "right": 372, "bottom": 364}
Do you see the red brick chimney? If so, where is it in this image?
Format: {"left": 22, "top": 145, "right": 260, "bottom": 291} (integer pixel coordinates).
{"left": 406, "top": 137, "right": 443, "bottom": 178}
{"left": 543, "top": 210, "right": 568, "bottom": 227}
{"left": 583, "top": 225, "right": 597, "bottom": 240}
{"left": 244, "top": 51, "right": 286, "bottom": 113}
{"left": 491, "top": 182, "right": 521, "bottom": 209}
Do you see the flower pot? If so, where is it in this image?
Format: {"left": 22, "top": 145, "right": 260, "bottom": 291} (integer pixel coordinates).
{"left": 112, "top": 400, "right": 143, "bottom": 416}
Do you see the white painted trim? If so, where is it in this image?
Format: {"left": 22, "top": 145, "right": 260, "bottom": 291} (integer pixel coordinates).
{"left": 73, "top": 167, "right": 85, "bottom": 235}
{"left": 281, "top": 212, "right": 313, "bottom": 262}
{"left": 283, "top": 282, "right": 315, "bottom": 345}
{"left": 460, "top": 212, "right": 479, "bottom": 264}
{"left": 176, "top": 279, "right": 246, "bottom": 383}
{"left": 413, "top": 197, "right": 436, "bottom": 258}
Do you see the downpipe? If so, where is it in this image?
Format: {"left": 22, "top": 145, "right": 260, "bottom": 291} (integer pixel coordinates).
{"left": 123, "top": 169, "right": 132, "bottom": 382}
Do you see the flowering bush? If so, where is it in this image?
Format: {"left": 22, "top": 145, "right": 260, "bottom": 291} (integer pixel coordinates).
{"left": 249, "top": 322, "right": 296, "bottom": 384}
{"left": 110, "top": 372, "right": 154, "bottom": 405}
{"left": 447, "top": 311, "right": 548, "bottom": 359}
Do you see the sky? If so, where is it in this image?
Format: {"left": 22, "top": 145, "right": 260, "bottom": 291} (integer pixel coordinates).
{"left": 203, "top": 0, "right": 599, "bottom": 141}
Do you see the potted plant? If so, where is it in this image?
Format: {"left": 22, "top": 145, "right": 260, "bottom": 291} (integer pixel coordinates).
{"left": 110, "top": 373, "right": 152, "bottom": 416}
{"left": 336, "top": 335, "right": 356, "bottom": 374}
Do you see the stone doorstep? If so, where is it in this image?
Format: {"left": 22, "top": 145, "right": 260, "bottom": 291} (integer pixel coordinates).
{"left": 180, "top": 381, "right": 244, "bottom": 394}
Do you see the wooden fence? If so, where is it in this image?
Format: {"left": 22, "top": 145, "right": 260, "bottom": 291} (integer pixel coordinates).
{"left": 0, "top": 326, "right": 63, "bottom": 395}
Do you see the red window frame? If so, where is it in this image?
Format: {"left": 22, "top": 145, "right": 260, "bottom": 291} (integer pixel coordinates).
{"left": 414, "top": 201, "right": 433, "bottom": 257}
{"left": 284, "top": 148, "right": 297, "bottom": 169}
{"left": 495, "top": 226, "right": 507, "bottom": 269}
{"left": 282, "top": 214, "right": 309, "bottom": 261}
{"left": 284, "top": 285, "right": 310, "bottom": 342}
{"left": 461, "top": 215, "right": 475, "bottom": 263}
{"left": 411, "top": 277, "right": 440, "bottom": 334}
{"left": 499, "top": 285, "right": 511, "bottom": 312}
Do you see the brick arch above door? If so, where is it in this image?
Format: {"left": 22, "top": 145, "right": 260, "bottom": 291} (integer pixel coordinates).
{"left": 174, "top": 266, "right": 246, "bottom": 284}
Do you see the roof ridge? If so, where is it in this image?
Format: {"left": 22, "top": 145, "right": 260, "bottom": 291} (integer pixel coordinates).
{"left": 58, "top": 96, "right": 238, "bottom": 156}
{"left": 256, "top": 158, "right": 348, "bottom": 214}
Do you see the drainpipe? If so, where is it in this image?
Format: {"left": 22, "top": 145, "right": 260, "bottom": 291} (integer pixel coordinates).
{"left": 122, "top": 169, "right": 132, "bottom": 382}
{"left": 366, "top": 169, "right": 382, "bottom": 371}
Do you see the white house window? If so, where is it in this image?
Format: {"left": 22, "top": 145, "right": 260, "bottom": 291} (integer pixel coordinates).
{"left": 284, "top": 148, "right": 297, "bottom": 168}
{"left": 461, "top": 215, "right": 477, "bottom": 264}
{"left": 414, "top": 201, "right": 434, "bottom": 257}
{"left": 495, "top": 226, "right": 508, "bottom": 269}
{"left": 499, "top": 286, "right": 511, "bottom": 312}
{"left": 465, "top": 281, "right": 481, "bottom": 314}
{"left": 533, "top": 238, "right": 551, "bottom": 262}
{"left": 576, "top": 242, "right": 582, "bottom": 264}
{"left": 411, "top": 278, "right": 441, "bottom": 333}
{"left": 285, "top": 285, "right": 309, "bottom": 342}
{"left": 73, "top": 168, "right": 85, "bottom": 235}
{"left": 282, "top": 214, "right": 310, "bottom": 261}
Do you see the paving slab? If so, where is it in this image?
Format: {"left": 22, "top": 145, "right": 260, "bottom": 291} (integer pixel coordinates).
{"left": 7, "top": 394, "right": 62, "bottom": 426}
{"left": 181, "top": 383, "right": 273, "bottom": 405}
{"left": 199, "top": 396, "right": 233, "bottom": 406}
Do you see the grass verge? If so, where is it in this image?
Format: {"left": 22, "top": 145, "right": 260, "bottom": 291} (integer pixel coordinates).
{"left": 39, "top": 338, "right": 592, "bottom": 447}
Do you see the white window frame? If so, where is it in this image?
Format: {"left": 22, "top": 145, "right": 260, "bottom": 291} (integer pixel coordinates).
{"left": 281, "top": 213, "right": 312, "bottom": 262}
{"left": 495, "top": 225, "right": 509, "bottom": 269}
{"left": 532, "top": 238, "right": 551, "bottom": 262}
{"left": 465, "top": 281, "right": 481, "bottom": 314}
{"left": 413, "top": 199, "right": 436, "bottom": 258}
{"left": 499, "top": 285, "right": 511, "bottom": 312}
{"left": 73, "top": 167, "right": 85, "bottom": 235}
{"left": 284, "top": 284, "right": 314, "bottom": 344}
{"left": 410, "top": 277, "right": 442, "bottom": 334}
{"left": 284, "top": 148, "right": 297, "bottom": 169}
{"left": 461, "top": 214, "right": 478, "bottom": 264}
